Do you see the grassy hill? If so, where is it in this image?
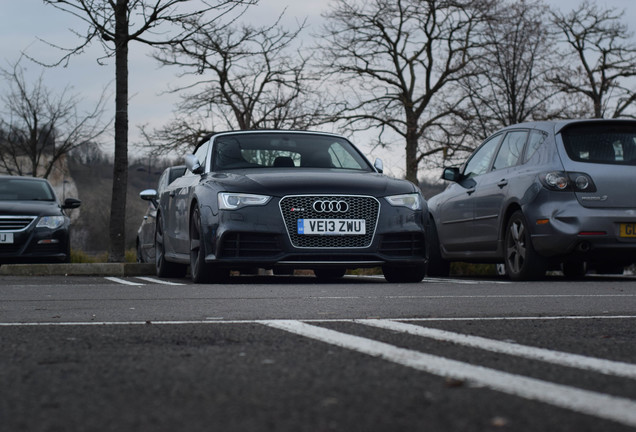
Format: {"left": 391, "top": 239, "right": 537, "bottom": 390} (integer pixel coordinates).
{"left": 68, "top": 154, "right": 175, "bottom": 255}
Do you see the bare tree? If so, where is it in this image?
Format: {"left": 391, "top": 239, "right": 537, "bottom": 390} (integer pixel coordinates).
{"left": 140, "top": 112, "right": 213, "bottom": 155}
{"left": 146, "top": 16, "right": 322, "bottom": 153}
{"left": 461, "top": 0, "right": 560, "bottom": 139}
{"left": 39, "top": 0, "right": 255, "bottom": 262}
{"left": 551, "top": 0, "right": 636, "bottom": 119}
{"left": 317, "top": 0, "right": 493, "bottom": 183}
{"left": 0, "top": 61, "right": 109, "bottom": 178}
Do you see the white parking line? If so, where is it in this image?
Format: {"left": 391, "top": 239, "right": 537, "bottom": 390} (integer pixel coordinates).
{"left": 264, "top": 320, "right": 636, "bottom": 428}
{"left": 104, "top": 277, "right": 144, "bottom": 286}
{"left": 358, "top": 319, "right": 636, "bottom": 379}
{"left": 2, "top": 315, "right": 636, "bottom": 326}
{"left": 102, "top": 276, "right": 186, "bottom": 286}
{"left": 135, "top": 277, "right": 185, "bottom": 286}
{"left": 401, "top": 315, "right": 636, "bottom": 322}
{"left": 423, "top": 277, "right": 511, "bottom": 284}
{"left": 313, "top": 294, "right": 636, "bottom": 300}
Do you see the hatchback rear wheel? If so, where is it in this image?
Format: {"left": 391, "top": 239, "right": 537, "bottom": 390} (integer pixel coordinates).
{"left": 504, "top": 211, "right": 546, "bottom": 281}
{"left": 562, "top": 261, "right": 587, "bottom": 279}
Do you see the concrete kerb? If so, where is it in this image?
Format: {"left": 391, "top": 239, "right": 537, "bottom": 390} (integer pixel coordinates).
{"left": 0, "top": 263, "right": 155, "bottom": 277}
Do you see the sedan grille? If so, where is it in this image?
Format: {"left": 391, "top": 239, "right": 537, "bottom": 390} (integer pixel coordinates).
{"left": 0, "top": 216, "right": 37, "bottom": 232}
{"left": 279, "top": 195, "right": 380, "bottom": 249}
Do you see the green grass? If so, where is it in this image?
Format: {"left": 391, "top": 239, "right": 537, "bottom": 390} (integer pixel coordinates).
{"left": 450, "top": 262, "right": 497, "bottom": 277}
{"left": 70, "top": 249, "right": 138, "bottom": 263}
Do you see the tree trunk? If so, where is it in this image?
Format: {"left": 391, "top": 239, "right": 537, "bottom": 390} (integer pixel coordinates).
{"left": 594, "top": 96, "right": 603, "bottom": 118}
{"left": 108, "top": 0, "right": 129, "bottom": 262}
{"left": 405, "top": 114, "right": 419, "bottom": 186}
{"left": 405, "top": 137, "right": 419, "bottom": 186}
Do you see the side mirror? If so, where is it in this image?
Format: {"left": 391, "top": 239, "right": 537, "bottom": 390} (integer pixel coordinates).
{"left": 185, "top": 154, "right": 204, "bottom": 175}
{"left": 62, "top": 198, "right": 81, "bottom": 209}
{"left": 140, "top": 189, "right": 158, "bottom": 207}
{"left": 374, "top": 158, "right": 384, "bottom": 173}
{"left": 442, "top": 167, "right": 461, "bottom": 182}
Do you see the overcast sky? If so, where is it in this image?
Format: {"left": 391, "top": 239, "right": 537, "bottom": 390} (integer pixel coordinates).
{"left": 1, "top": 0, "right": 635, "bottom": 173}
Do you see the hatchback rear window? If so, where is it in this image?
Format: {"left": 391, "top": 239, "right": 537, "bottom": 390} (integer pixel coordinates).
{"left": 561, "top": 123, "right": 636, "bottom": 165}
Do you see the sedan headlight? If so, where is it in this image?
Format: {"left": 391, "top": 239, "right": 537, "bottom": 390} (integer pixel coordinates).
{"left": 37, "top": 216, "right": 65, "bottom": 229}
{"left": 218, "top": 192, "right": 272, "bottom": 210}
{"left": 385, "top": 193, "right": 423, "bottom": 210}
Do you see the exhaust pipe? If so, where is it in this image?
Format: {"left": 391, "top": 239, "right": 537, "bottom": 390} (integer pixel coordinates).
{"left": 577, "top": 241, "right": 591, "bottom": 253}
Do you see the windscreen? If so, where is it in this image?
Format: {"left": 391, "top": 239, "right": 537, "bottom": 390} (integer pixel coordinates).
{"left": 561, "top": 123, "right": 636, "bottom": 165}
{"left": 0, "top": 178, "right": 56, "bottom": 201}
{"left": 211, "top": 133, "right": 372, "bottom": 171}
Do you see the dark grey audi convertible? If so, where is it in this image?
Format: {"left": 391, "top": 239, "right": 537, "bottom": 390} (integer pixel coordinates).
{"left": 153, "top": 130, "right": 427, "bottom": 283}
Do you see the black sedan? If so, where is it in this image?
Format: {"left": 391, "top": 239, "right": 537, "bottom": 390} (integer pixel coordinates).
{"left": 0, "top": 175, "right": 81, "bottom": 264}
{"left": 153, "top": 130, "right": 428, "bottom": 283}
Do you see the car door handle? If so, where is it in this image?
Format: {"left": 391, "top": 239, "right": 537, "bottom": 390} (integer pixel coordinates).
{"left": 497, "top": 179, "right": 508, "bottom": 188}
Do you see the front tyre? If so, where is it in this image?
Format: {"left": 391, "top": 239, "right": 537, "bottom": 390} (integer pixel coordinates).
{"left": 425, "top": 217, "right": 450, "bottom": 277}
{"left": 383, "top": 265, "right": 426, "bottom": 283}
{"left": 313, "top": 267, "right": 346, "bottom": 281}
{"left": 504, "top": 211, "right": 546, "bottom": 281}
{"left": 190, "top": 207, "right": 227, "bottom": 283}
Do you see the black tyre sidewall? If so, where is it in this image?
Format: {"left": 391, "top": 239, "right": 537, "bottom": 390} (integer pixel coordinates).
{"left": 504, "top": 211, "right": 545, "bottom": 281}
{"left": 426, "top": 217, "right": 450, "bottom": 277}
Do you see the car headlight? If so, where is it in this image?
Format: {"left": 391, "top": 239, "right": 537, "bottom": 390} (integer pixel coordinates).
{"left": 37, "top": 216, "right": 65, "bottom": 229}
{"left": 385, "top": 193, "right": 423, "bottom": 210}
{"left": 218, "top": 192, "right": 272, "bottom": 210}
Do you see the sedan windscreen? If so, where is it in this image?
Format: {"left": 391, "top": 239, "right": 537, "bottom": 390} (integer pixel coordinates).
{"left": 212, "top": 133, "right": 372, "bottom": 171}
{"left": 561, "top": 123, "right": 636, "bottom": 165}
{"left": 0, "top": 178, "right": 56, "bottom": 201}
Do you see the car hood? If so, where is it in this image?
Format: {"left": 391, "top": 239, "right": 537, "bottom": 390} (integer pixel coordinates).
{"left": 0, "top": 200, "right": 63, "bottom": 216}
{"left": 204, "top": 169, "right": 418, "bottom": 197}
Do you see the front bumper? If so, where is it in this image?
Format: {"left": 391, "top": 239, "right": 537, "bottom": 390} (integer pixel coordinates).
{"left": 0, "top": 226, "right": 71, "bottom": 263}
{"left": 200, "top": 197, "right": 427, "bottom": 270}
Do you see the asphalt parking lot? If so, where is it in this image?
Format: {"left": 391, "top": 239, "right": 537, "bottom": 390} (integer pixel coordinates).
{"left": 1, "top": 269, "right": 635, "bottom": 432}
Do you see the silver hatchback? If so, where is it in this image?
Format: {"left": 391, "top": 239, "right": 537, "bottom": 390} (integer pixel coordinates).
{"left": 427, "top": 119, "right": 636, "bottom": 280}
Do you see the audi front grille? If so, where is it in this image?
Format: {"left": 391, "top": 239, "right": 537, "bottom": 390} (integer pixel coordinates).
{"left": 279, "top": 195, "right": 380, "bottom": 248}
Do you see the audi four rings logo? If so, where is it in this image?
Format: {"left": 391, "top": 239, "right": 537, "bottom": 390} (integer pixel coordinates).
{"left": 312, "top": 200, "right": 349, "bottom": 213}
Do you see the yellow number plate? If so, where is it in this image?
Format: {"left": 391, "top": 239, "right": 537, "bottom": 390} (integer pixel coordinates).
{"left": 619, "top": 223, "right": 636, "bottom": 238}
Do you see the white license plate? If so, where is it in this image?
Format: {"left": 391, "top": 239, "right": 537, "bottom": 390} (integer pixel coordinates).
{"left": 297, "top": 219, "right": 366, "bottom": 235}
{"left": 0, "top": 233, "right": 14, "bottom": 244}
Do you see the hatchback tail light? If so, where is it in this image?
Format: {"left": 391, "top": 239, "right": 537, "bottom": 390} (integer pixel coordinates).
{"left": 540, "top": 171, "right": 596, "bottom": 192}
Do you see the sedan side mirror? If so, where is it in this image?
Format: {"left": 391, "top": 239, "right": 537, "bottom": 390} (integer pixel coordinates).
{"left": 185, "top": 154, "right": 204, "bottom": 175}
{"left": 374, "top": 158, "right": 384, "bottom": 173}
{"left": 62, "top": 198, "right": 81, "bottom": 209}
{"left": 140, "top": 189, "right": 158, "bottom": 208}
{"left": 442, "top": 167, "right": 461, "bottom": 182}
